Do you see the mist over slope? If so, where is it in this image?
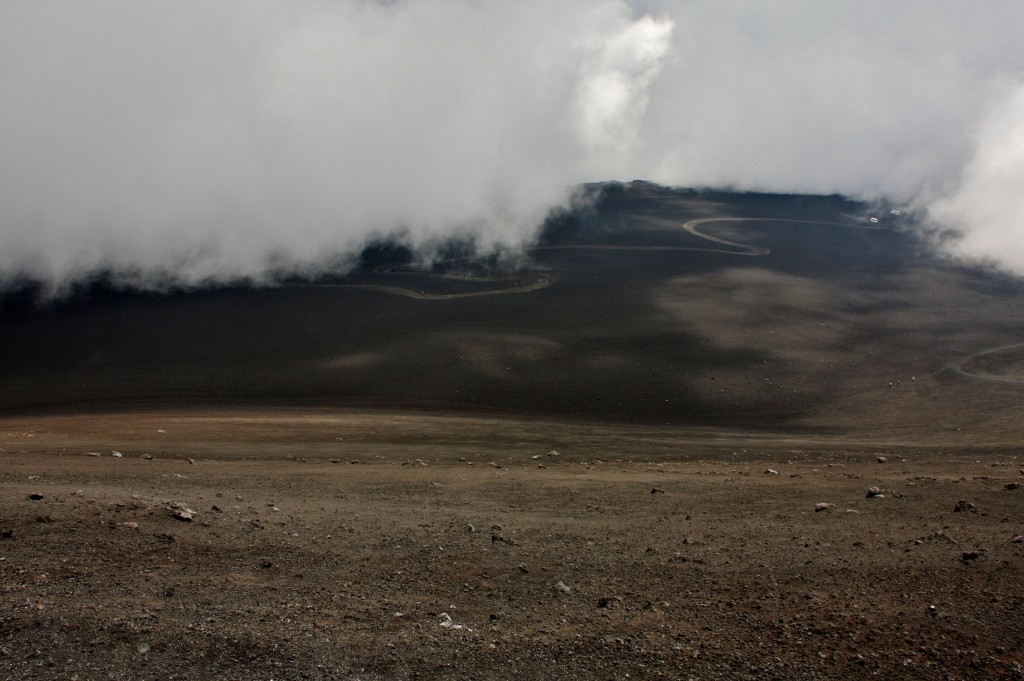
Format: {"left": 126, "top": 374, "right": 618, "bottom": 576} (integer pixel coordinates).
{"left": 2, "top": 1, "right": 1023, "bottom": 293}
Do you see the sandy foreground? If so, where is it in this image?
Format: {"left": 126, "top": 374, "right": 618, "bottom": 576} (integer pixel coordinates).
{"left": 1, "top": 409, "right": 1022, "bottom": 680}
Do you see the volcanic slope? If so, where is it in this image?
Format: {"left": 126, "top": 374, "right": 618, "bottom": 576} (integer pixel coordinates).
{"left": 3, "top": 183, "right": 1024, "bottom": 442}
{"left": 3, "top": 184, "right": 1024, "bottom": 680}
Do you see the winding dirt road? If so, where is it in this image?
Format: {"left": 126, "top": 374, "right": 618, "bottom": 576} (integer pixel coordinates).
{"left": 293, "top": 216, "right": 864, "bottom": 299}
{"left": 947, "top": 342, "right": 1024, "bottom": 385}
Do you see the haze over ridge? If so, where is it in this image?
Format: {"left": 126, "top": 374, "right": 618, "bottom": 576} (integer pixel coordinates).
{"left": 2, "top": 1, "right": 1023, "bottom": 292}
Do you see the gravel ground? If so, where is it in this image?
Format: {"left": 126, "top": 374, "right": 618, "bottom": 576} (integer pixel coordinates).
{"left": 2, "top": 411, "right": 1023, "bottom": 679}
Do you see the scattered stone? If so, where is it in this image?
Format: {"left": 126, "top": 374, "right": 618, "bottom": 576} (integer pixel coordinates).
{"left": 142, "top": 454, "right": 153, "bottom": 460}
{"left": 259, "top": 560, "right": 273, "bottom": 569}
{"left": 35, "top": 514, "right": 53, "bottom": 523}
{"left": 27, "top": 493, "right": 44, "bottom": 501}
{"left": 598, "top": 596, "right": 623, "bottom": 609}
{"left": 962, "top": 551, "right": 982, "bottom": 562}
{"left": 953, "top": 500, "right": 978, "bottom": 513}
{"left": 122, "top": 522, "right": 139, "bottom": 529}
{"left": 765, "top": 469, "right": 779, "bottom": 475}
{"left": 530, "top": 455, "right": 540, "bottom": 460}
{"left": 547, "top": 450, "right": 559, "bottom": 457}
{"left": 1006, "top": 482, "right": 1021, "bottom": 491}
{"left": 554, "top": 581, "right": 572, "bottom": 595}
{"left": 876, "top": 456, "right": 887, "bottom": 463}
{"left": 1, "top": 529, "right": 12, "bottom": 539}
{"left": 491, "top": 533, "right": 517, "bottom": 546}
{"left": 211, "top": 505, "right": 223, "bottom": 513}
{"left": 188, "top": 458, "right": 197, "bottom": 465}
{"left": 866, "top": 487, "right": 885, "bottom": 498}
{"left": 465, "top": 523, "right": 475, "bottom": 533}
{"left": 84, "top": 452, "right": 100, "bottom": 457}
{"left": 1010, "top": 535, "right": 1023, "bottom": 544}
{"left": 168, "top": 502, "right": 196, "bottom": 522}
{"left": 814, "top": 503, "right": 835, "bottom": 512}
{"left": 517, "top": 563, "right": 529, "bottom": 574}
{"left": 330, "top": 459, "right": 342, "bottom": 464}
{"left": 111, "top": 451, "right": 123, "bottom": 458}
{"left": 651, "top": 487, "right": 665, "bottom": 495}
{"left": 439, "top": 612, "right": 471, "bottom": 631}
{"left": 137, "top": 642, "right": 150, "bottom": 654}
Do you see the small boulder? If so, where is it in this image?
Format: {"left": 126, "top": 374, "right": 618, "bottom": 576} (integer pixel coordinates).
{"left": 554, "top": 581, "right": 572, "bottom": 595}
{"left": 168, "top": 502, "right": 196, "bottom": 522}
{"left": 953, "top": 500, "right": 977, "bottom": 513}
{"left": 491, "top": 533, "right": 517, "bottom": 546}
{"left": 814, "top": 503, "right": 835, "bottom": 513}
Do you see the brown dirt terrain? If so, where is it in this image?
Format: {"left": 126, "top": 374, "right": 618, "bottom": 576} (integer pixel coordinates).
{"left": 3, "top": 185, "right": 1024, "bottom": 679}
{"left": 2, "top": 410, "right": 1023, "bottom": 680}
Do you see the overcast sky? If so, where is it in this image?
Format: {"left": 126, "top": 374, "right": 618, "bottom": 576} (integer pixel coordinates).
{"left": 2, "top": 1, "right": 1023, "bottom": 291}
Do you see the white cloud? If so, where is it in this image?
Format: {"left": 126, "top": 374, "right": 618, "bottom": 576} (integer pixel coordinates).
{"left": 0, "top": 1, "right": 674, "bottom": 292}
{"left": 575, "top": 13, "right": 674, "bottom": 163}
{"left": 928, "top": 81, "right": 1024, "bottom": 272}
{"left": 1, "top": 1, "right": 1023, "bottom": 291}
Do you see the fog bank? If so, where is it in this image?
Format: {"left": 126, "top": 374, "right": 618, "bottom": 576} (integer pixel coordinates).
{"left": 2, "top": 1, "right": 1023, "bottom": 292}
